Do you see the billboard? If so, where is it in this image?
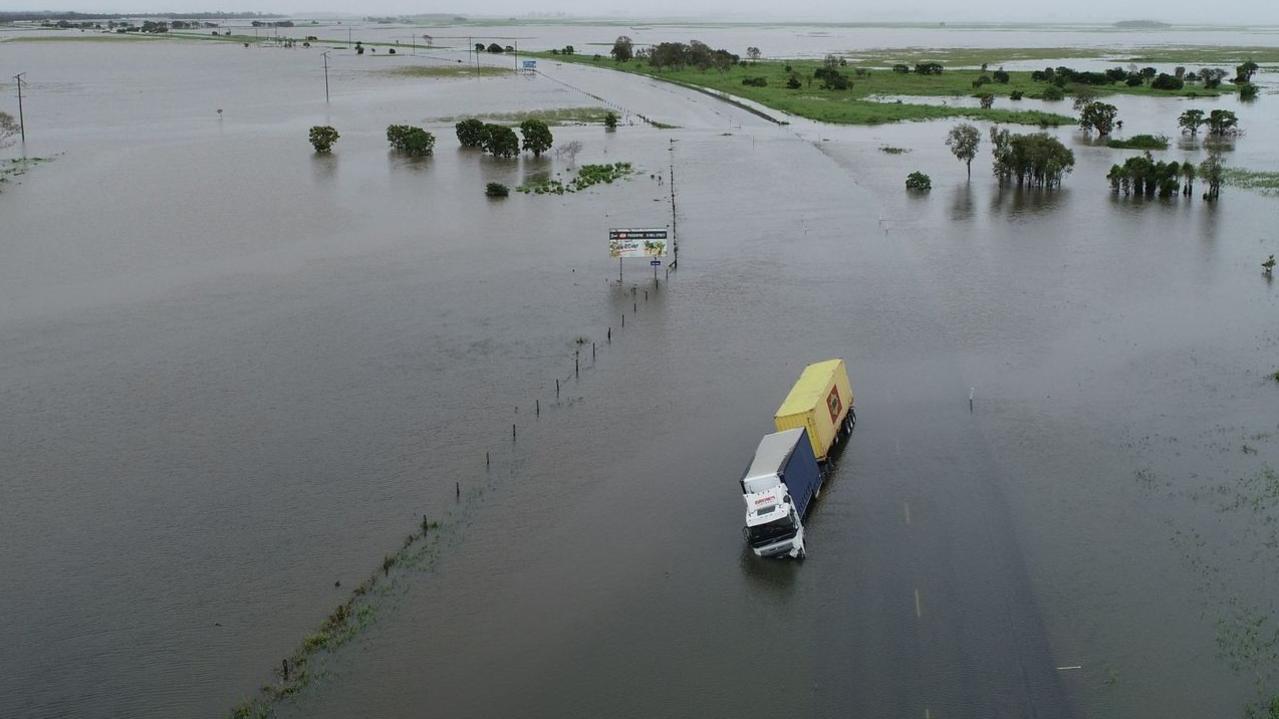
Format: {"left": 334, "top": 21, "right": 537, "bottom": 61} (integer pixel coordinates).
{"left": 609, "top": 228, "right": 668, "bottom": 258}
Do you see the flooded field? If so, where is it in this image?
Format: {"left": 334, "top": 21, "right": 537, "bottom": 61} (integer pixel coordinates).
{"left": 2, "top": 21, "right": 1278, "bottom": 719}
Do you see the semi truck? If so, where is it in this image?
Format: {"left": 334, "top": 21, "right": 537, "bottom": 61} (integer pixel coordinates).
{"left": 741, "top": 428, "right": 823, "bottom": 559}
{"left": 740, "top": 359, "right": 855, "bottom": 559}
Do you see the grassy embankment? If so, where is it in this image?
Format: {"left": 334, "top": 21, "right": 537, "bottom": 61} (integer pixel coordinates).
{"left": 533, "top": 51, "right": 1236, "bottom": 126}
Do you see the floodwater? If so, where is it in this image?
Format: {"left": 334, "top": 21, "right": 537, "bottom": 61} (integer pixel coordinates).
{"left": 2, "top": 22, "right": 1278, "bottom": 719}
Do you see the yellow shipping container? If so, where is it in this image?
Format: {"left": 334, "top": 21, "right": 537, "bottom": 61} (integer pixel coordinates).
{"left": 773, "top": 359, "right": 855, "bottom": 461}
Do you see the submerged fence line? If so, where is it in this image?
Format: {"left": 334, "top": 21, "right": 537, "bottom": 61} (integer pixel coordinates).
{"left": 232, "top": 258, "right": 671, "bottom": 718}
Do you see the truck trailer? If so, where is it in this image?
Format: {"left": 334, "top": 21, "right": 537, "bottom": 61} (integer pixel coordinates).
{"left": 740, "top": 428, "right": 823, "bottom": 559}
{"left": 773, "top": 359, "right": 855, "bottom": 462}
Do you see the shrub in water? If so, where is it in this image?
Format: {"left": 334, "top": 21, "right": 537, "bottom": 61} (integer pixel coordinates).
{"left": 308, "top": 125, "right": 339, "bottom": 153}
{"left": 905, "top": 171, "right": 932, "bottom": 191}
{"left": 486, "top": 182, "right": 509, "bottom": 198}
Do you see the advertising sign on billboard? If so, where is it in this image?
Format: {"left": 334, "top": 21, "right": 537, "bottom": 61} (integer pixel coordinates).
{"left": 609, "top": 228, "right": 668, "bottom": 258}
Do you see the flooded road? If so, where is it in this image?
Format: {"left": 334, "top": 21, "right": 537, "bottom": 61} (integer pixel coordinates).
{"left": 2, "top": 26, "right": 1278, "bottom": 719}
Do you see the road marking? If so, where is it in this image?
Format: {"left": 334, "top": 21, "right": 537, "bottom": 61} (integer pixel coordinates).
{"left": 903, "top": 501, "right": 911, "bottom": 525}
{"left": 925, "top": 708, "right": 931, "bottom": 719}
{"left": 914, "top": 588, "right": 922, "bottom": 618}
{"left": 895, "top": 439, "right": 901, "bottom": 456}
{"left": 1056, "top": 666, "right": 1083, "bottom": 671}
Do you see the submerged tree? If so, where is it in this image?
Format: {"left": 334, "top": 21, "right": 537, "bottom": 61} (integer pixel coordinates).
{"left": 945, "top": 122, "right": 981, "bottom": 178}
{"left": 1107, "top": 153, "right": 1183, "bottom": 198}
{"left": 455, "top": 118, "right": 487, "bottom": 148}
{"left": 1181, "top": 161, "right": 1196, "bottom": 196}
{"left": 386, "top": 124, "right": 435, "bottom": 156}
{"left": 1199, "top": 151, "right": 1225, "bottom": 200}
{"left": 1205, "top": 109, "right": 1240, "bottom": 137}
{"left": 1178, "top": 109, "right": 1205, "bottom": 135}
{"left": 0, "top": 111, "right": 17, "bottom": 148}
{"left": 1079, "top": 101, "right": 1119, "bottom": 136}
{"left": 518, "top": 119, "right": 553, "bottom": 158}
{"left": 990, "top": 127, "right": 1075, "bottom": 188}
{"left": 308, "top": 125, "right": 340, "bottom": 153}
{"left": 554, "top": 140, "right": 583, "bottom": 167}
{"left": 482, "top": 124, "right": 519, "bottom": 158}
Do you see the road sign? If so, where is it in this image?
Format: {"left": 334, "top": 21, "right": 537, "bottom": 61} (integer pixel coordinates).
{"left": 522, "top": 59, "right": 537, "bottom": 71}
{"left": 609, "top": 228, "right": 668, "bottom": 258}
{"left": 650, "top": 259, "right": 662, "bottom": 266}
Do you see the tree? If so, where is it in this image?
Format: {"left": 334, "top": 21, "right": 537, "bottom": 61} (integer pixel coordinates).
{"left": 386, "top": 125, "right": 435, "bottom": 156}
{"left": 474, "top": 42, "right": 484, "bottom": 52}
{"left": 746, "top": 46, "right": 761, "bottom": 62}
{"left": 992, "top": 68, "right": 1010, "bottom": 83}
{"left": 308, "top": 125, "right": 339, "bottom": 153}
{"left": 1239, "top": 83, "right": 1259, "bottom": 101}
{"left": 1235, "top": 60, "right": 1259, "bottom": 84}
{"left": 1079, "top": 101, "right": 1119, "bottom": 136}
{"left": 978, "top": 93, "right": 995, "bottom": 109}
{"left": 915, "top": 62, "right": 943, "bottom": 75}
{"left": 991, "top": 128, "right": 1075, "bottom": 188}
{"left": 486, "top": 182, "right": 509, "bottom": 198}
{"left": 482, "top": 124, "right": 519, "bottom": 158}
{"left": 611, "top": 35, "right": 633, "bottom": 62}
{"left": 946, "top": 123, "right": 981, "bottom": 178}
{"left": 603, "top": 111, "right": 618, "bottom": 130}
{"left": 0, "top": 111, "right": 18, "bottom": 148}
{"left": 1200, "top": 68, "right": 1227, "bottom": 88}
{"left": 1199, "top": 151, "right": 1224, "bottom": 200}
{"left": 1178, "top": 109, "right": 1205, "bottom": 135}
{"left": 554, "top": 140, "right": 583, "bottom": 167}
{"left": 1041, "top": 86, "right": 1065, "bottom": 101}
{"left": 786, "top": 74, "right": 802, "bottom": 89}
{"left": 1205, "top": 109, "right": 1239, "bottom": 136}
{"left": 1151, "top": 73, "right": 1184, "bottom": 90}
{"left": 455, "top": 118, "right": 486, "bottom": 148}
{"left": 518, "top": 119, "right": 553, "bottom": 157}
{"left": 905, "top": 171, "right": 932, "bottom": 191}
{"left": 1072, "top": 89, "right": 1098, "bottom": 111}
{"left": 486, "top": 42, "right": 503, "bottom": 53}
{"left": 1180, "top": 161, "right": 1196, "bottom": 196}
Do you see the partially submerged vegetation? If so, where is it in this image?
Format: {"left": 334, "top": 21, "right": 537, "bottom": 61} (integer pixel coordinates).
{"left": 1222, "top": 169, "right": 1279, "bottom": 196}
{"left": 838, "top": 45, "right": 1279, "bottom": 67}
{"left": 1107, "top": 134, "right": 1170, "bottom": 150}
{"left": 429, "top": 107, "right": 613, "bottom": 126}
{"left": 517, "top": 162, "right": 634, "bottom": 195}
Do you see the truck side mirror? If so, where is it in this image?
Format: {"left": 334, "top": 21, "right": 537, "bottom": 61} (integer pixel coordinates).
{"left": 783, "top": 495, "right": 791, "bottom": 504}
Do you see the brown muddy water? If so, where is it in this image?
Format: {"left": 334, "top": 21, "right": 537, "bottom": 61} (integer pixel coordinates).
{"left": 1, "top": 26, "right": 1278, "bottom": 719}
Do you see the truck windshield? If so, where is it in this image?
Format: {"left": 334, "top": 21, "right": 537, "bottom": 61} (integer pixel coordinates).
{"left": 747, "top": 512, "right": 796, "bottom": 547}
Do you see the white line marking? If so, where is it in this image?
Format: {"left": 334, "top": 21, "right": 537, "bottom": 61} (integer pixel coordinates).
{"left": 1056, "top": 666, "right": 1083, "bottom": 671}
{"left": 914, "top": 588, "right": 922, "bottom": 618}
{"left": 904, "top": 501, "right": 911, "bottom": 525}
{"left": 925, "top": 708, "right": 931, "bottom": 719}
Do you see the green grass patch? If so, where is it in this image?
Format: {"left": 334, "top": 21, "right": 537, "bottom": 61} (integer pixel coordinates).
{"left": 1107, "top": 134, "right": 1170, "bottom": 150}
{"left": 379, "top": 65, "right": 511, "bottom": 79}
{"left": 429, "top": 106, "right": 612, "bottom": 125}
{"left": 537, "top": 52, "right": 1230, "bottom": 125}
{"left": 1222, "top": 168, "right": 1279, "bottom": 195}
{"left": 518, "top": 162, "right": 634, "bottom": 195}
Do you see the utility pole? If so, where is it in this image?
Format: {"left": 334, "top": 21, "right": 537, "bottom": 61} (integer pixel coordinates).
{"left": 321, "top": 52, "right": 330, "bottom": 103}
{"left": 13, "top": 73, "right": 25, "bottom": 143}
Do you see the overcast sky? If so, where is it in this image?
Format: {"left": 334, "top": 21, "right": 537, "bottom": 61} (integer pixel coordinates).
{"left": 4, "top": 0, "right": 1278, "bottom": 24}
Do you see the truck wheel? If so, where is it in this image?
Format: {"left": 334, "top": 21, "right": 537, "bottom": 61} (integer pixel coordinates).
{"left": 797, "top": 547, "right": 806, "bottom": 560}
